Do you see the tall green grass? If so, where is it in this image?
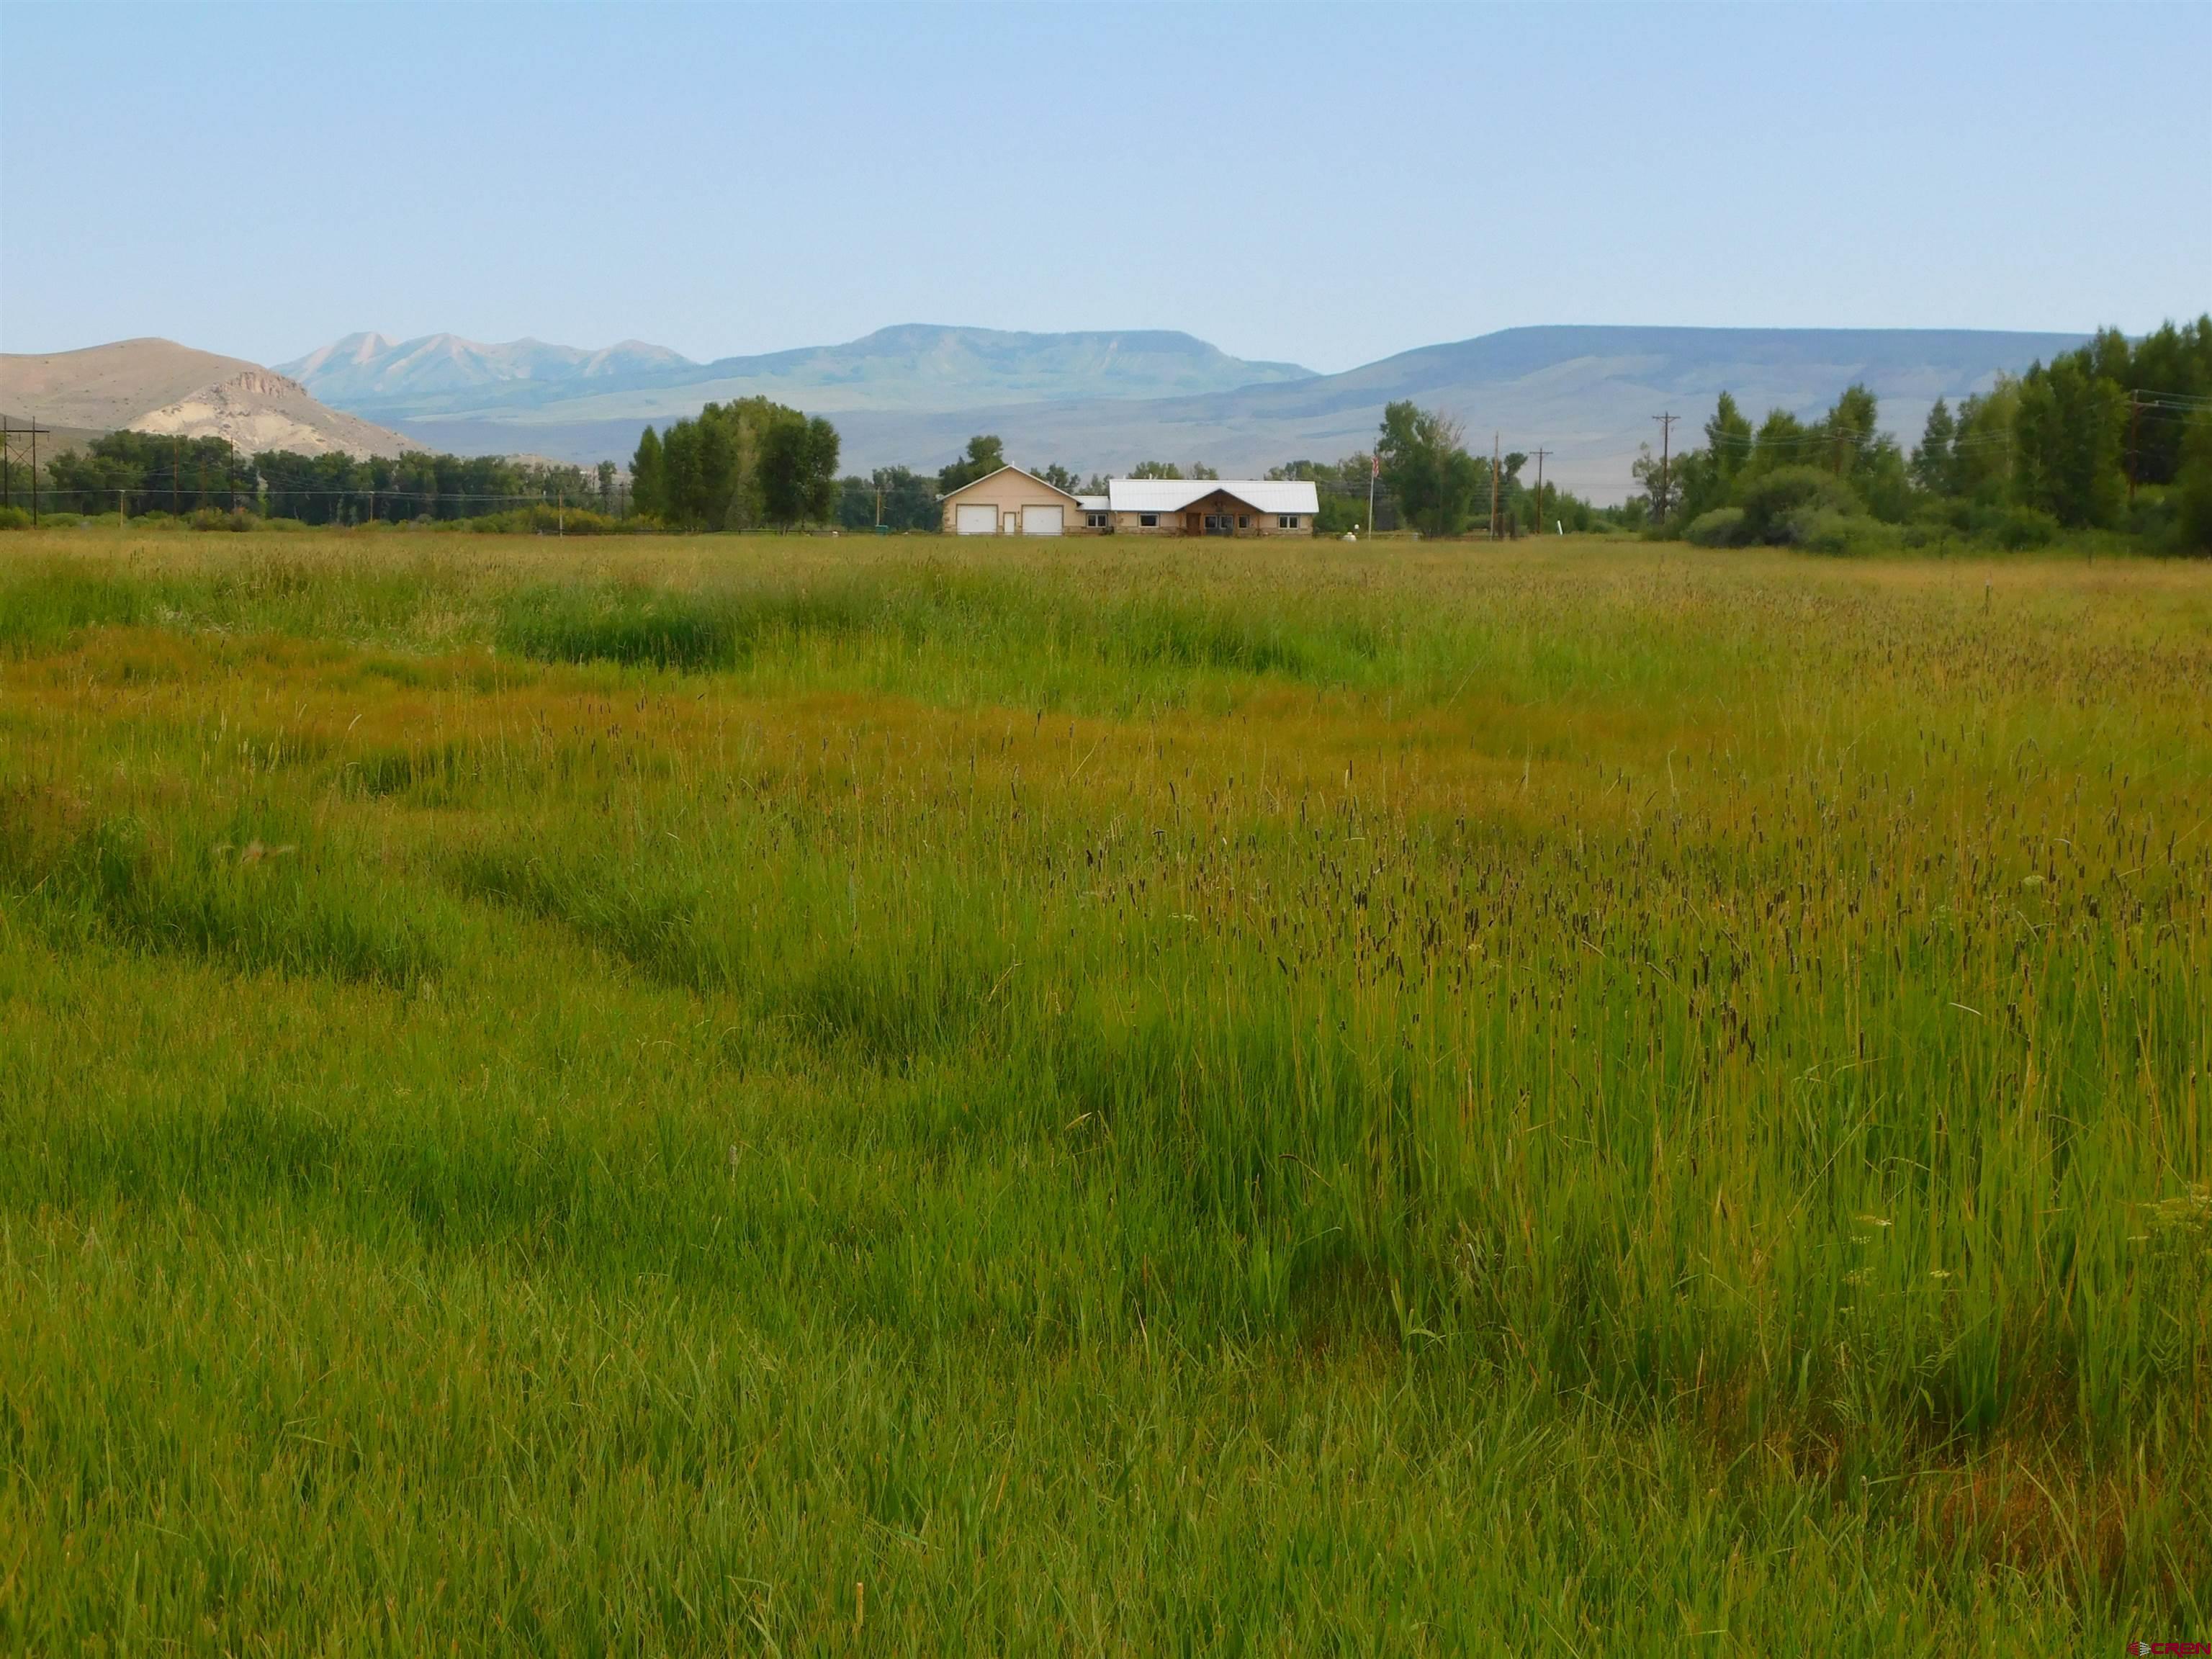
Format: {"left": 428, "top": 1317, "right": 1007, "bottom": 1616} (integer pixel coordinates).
{"left": 1, "top": 529, "right": 2205, "bottom": 1650}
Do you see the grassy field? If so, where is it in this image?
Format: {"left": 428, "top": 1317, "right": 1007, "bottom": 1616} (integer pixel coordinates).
{"left": 1, "top": 527, "right": 2206, "bottom": 1653}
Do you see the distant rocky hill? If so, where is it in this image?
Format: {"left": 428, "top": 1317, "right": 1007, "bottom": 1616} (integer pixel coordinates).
{"left": 357, "top": 324, "right": 2090, "bottom": 501}
{"left": 277, "top": 324, "right": 1319, "bottom": 422}
{"left": 0, "top": 339, "right": 411, "bottom": 459}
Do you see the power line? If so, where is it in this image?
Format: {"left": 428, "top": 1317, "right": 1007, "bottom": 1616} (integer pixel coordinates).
{"left": 1, "top": 417, "right": 54, "bottom": 525}
{"left": 1652, "top": 413, "right": 1679, "bottom": 517}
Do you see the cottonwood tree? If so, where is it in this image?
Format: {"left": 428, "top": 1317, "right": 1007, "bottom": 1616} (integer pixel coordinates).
{"left": 1377, "top": 401, "right": 1480, "bottom": 537}
{"left": 631, "top": 397, "right": 840, "bottom": 528}
{"left": 937, "top": 436, "right": 1006, "bottom": 495}
{"left": 631, "top": 428, "right": 665, "bottom": 518}
{"left": 759, "top": 415, "right": 840, "bottom": 526}
{"left": 1911, "top": 400, "right": 1956, "bottom": 496}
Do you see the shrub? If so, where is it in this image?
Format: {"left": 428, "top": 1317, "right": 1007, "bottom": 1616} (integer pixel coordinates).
{"left": 2123, "top": 493, "right": 2175, "bottom": 544}
{"left": 0, "top": 505, "right": 32, "bottom": 531}
{"left": 1737, "top": 467, "right": 1860, "bottom": 544}
{"left": 1910, "top": 498, "right": 1974, "bottom": 534}
{"left": 1976, "top": 504, "right": 2059, "bottom": 551}
{"left": 1683, "top": 508, "right": 1748, "bottom": 548}
{"left": 189, "top": 508, "right": 254, "bottom": 534}
{"left": 466, "top": 504, "right": 631, "bottom": 536}
{"left": 1784, "top": 508, "right": 1849, "bottom": 554}
{"left": 1790, "top": 512, "right": 1899, "bottom": 556}
{"left": 2175, "top": 411, "right": 2212, "bottom": 555}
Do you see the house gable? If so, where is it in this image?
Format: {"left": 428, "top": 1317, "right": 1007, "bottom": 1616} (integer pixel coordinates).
{"left": 937, "top": 464, "right": 1083, "bottom": 507}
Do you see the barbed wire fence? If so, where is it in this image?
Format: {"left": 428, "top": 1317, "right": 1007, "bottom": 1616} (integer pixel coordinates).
{"left": 4, "top": 476, "right": 639, "bottom": 526}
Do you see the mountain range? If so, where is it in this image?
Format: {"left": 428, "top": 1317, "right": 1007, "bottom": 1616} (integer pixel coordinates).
{"left": 275, "top": 326, "right": 1316, "bottom": 421}
{"left": 6, "top": 325, "right": 2093, "bottom": 500}
{"left": 284, "top": 323, "right": 2085, "bottom": 500}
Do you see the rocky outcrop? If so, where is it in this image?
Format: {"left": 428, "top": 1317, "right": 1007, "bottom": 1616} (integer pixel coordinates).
{"left": 0, "top": 339, "right": 414, "bottom": 459}
{"left": 134, "top": 369, "right": 411, "bottom": 459}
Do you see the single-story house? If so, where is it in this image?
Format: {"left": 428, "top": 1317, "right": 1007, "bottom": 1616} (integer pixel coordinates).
{"left": 938, "top": 466, "right": 1318, "bottom": 536}
{"left": 1101, "top": 477, "right": 1318, "bottom": 537}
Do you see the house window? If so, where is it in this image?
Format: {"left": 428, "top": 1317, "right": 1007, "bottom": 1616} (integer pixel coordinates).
{"left": 1238, "top": 515, "right": 1249, "bottom": 529}
{"left": 1140, "top": 513, "right": 1158, "bottom": 528}
{"left": 1279, "top": 515, "right": 1299, "bottom": 529}
{"left": 1087, "top": 512, "right": 1107, "bottom": 529}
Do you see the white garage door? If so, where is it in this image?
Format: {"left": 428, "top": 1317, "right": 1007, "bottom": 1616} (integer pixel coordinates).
{"left": 953, "top": 503, "right": 998, "bottom": 535}
{"left": 1021, "top": 505, "right": 1064, "bottom": 536}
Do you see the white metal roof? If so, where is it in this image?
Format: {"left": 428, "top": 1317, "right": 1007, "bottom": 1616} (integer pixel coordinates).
{"left": 1105, "top": 479, "right": 1321, "bottom": 516}
{"left": 1075, "top": 495, "right": 1108, "bottom": 511}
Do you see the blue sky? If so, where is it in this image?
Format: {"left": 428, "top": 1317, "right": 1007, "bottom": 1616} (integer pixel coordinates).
{"left": 2, "top": 1, "right": 2206, "bottom": 372}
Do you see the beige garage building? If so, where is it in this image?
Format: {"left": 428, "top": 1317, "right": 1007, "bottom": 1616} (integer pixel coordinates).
{"left": 938, "top": 466, "right": 1105, "bottom": 536}
{"left": 939, "top": 467, "right": 1319, "bottom": 537}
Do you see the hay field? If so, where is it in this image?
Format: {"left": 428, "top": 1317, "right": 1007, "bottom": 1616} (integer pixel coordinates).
{"left": 1, "top": 528, "right": 2207, "bottom": 1652}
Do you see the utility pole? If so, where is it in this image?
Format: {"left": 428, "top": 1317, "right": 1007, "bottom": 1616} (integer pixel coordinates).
{"left": 227, "top": 437, "right": 235, "bottom": 514}
{"left": 1530, "top": 446, "right": 1551, "bottom": 537}
{"left": 1367, "top": 451, "right": 1377, "bottom": 537}
{"left": 30, "top": 420, "right": 37, "bottom": 526}
{"left": 1652, "top": 413, "right": 1679, "bottom": 521}
{"left": 2, "top": 416, "right": 9, "bottom": 509}
{"left": 172, "top": 436, "right": 181, "bottom": 518}
{"left": 875, "top": 475, "right": 884, "bottom": 529}
{"left": 1490, "top": 432, "right": 1502, "bottom": 539}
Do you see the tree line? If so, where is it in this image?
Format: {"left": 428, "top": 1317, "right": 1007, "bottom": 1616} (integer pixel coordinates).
{"left": 1637, "top": 314, "right": 2212, "bottom": 552}
{"left": 24, "top": 431, "right": 622, "bottom": 526}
